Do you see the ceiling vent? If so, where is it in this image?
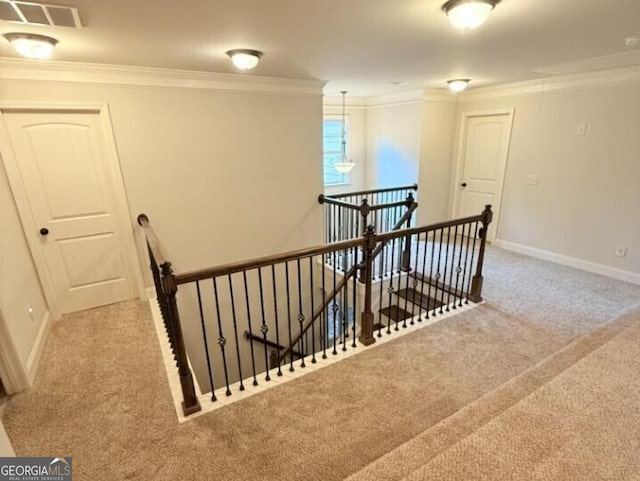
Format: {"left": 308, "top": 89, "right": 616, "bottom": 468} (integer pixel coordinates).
{"left": 0, "top": 1, "right": 81, "bottom": 28}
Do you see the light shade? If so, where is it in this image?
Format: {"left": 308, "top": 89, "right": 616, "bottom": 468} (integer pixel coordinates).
{"left": 4, "top": 33, "right": 58, "bottom": 59}
{"left": 442, "top": 0, "right": 500, "bottom": 30}
{"left": 226, "top": 49, "right": 262, "bottom": 70}
{"left": 447, "top": 78, "right": 471, "bottom": 93}
{"left": 334, "top": 161, "right": 355, "bottom": 174}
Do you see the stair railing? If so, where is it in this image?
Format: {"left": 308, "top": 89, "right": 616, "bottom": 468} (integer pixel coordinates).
{"left": 319, "top": 183, "right": 418, "bottom": 245}
{"left": 137, "top": 204, "right": 492, "bottom": 414}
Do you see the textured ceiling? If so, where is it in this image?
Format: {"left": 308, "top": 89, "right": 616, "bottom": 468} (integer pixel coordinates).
{"left": 1, "top": 0, "right": 639, "bottom": 96}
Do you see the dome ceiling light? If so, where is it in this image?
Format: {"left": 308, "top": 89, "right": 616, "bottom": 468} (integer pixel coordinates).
{"left": 442, "top": 0, "right": 501, "bottom": 30}
{"left": 3, "top": 33, "right": 58, "bottom": 59}
{"left": 447, "top": 79, "right": 471, "bottom": 93}
{"left": 226, "top": 49, "right": 263, "bottom": 70}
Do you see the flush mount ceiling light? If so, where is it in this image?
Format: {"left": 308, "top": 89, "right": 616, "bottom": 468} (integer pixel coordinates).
{"left": 447, "top": 78, "right": 471, "bottom": 93}
{"left": 334, "top": 91, "right": 355, "bottom": 174}
{"left": 226, "top": 49, "right": 262, "bottom": 70}
{"left": 3, "top": 32, "right": 58, "bottom": 59}
{"left": 442, "top": 0, "right": 501, "bottom": 30}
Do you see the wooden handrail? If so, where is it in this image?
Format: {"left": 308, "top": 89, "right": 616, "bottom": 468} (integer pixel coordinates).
{"left": 137, "top": 213, "right": 168, "bottom": 266}
{"left": 324, "top": 183, "right": 418, "bottom": 199}
{"left": 176, "top": 237, "right": 365, "bottom": 285}
{"left": 317, "top": 195, "right": 362, "bottom": 210}
{"left": 374, "top": 212, "right": 485, "bottom": 244}
{"left": 370, "top": 203, "right": 418, "bottom": 260}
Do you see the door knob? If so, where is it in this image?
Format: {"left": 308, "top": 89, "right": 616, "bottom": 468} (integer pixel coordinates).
{"left": 39, "top": 228, "right": 49, "bottom": 236}
{"left": 461, "top": 182, "right": 468, "bottom": 187}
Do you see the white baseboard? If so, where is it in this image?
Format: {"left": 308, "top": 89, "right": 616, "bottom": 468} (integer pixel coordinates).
{"left": 494, "top": 239, "right": 640, "bottom": 286}
{"left": 25, "top": 310, "right": 51, "bottom": 384}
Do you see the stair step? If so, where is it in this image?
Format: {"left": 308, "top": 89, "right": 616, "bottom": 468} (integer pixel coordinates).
{"left": 395, "top": 288, "right": 444, "bottom": 311}
{"left": 379, "top": 305, "right": 413, "bottom": 322}
{"left": 409, "top": 271, "right": 466, "bottom": 299}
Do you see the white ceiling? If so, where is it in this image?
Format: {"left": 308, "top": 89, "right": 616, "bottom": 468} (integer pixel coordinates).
{"left": 1, "top": 0, "right": 640, "bottom": 96}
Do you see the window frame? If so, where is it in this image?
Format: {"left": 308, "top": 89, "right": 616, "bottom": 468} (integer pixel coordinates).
{"left": 323, "top": 114, "right": 352, "bottom": 187}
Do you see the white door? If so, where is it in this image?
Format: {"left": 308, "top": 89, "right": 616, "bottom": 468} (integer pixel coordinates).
{"left": 2, "top": 110, "right": 137, "bottom": 314}
{"left": 454, "top": 110, "right": 514, "bottom": 242}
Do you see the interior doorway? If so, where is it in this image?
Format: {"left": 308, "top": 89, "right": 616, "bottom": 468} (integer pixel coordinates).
{"left": 452, "top": 109, "right": 514, "bottom": 242}
{"left": 0, "top": 105, "right": 144, "bottom": 318}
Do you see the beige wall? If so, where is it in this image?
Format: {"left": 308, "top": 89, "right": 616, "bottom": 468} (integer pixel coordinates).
{"left": 418, "top": 99, "right": 457, "bottom": 225}
{"left": 366, "top": 102, "right": 422, "bottom": 190}
{"left": 454, "top": 81, "right": 640, "bottom": 275}
{"left": 0, "top": 79, "right": 324, "bottom": 274}
{"left": 0, "top": 160, "right": 48, "bottom": 374}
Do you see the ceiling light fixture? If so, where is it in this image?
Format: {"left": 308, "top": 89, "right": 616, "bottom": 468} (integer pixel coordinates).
{"left": 334, "top": 91, "right": 355, "bottom": 174}
{"left": 226, "top": 49, "right": 263, "bottom": 70}
{"left": 442, "top": 0, "right": 500, "bottom": 30}
{"left": 447, "top": 78, "right": 471, "bottom": 93}
{"left": 3, "top": 32, "right": 58, "bottom": 59}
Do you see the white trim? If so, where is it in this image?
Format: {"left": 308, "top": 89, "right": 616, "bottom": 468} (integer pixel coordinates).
{"left": 366, "top": 90, "right": 425, "bottom": 108}
{"left": 494, "top": 239, "right": 640, "bottom": 286}
{"left": 459, "top": 65, "right": 640, "bottom": 102}
{"left": 0, "top": 103, "right": 145, "bottom": 317}
{"left": 25, "top": 310, "right": 51, "bottom": 384}
{"left": 450, "top": 108, "right": 515, "bottom": 242}
{"left": 0, "top": 57, "right": 325, "bottom": 96}
{"left": 323, "top": 89, "right": 447, "bottom": 110}
{"left": 0, "top": 309, "right": 30, "bottom": 394}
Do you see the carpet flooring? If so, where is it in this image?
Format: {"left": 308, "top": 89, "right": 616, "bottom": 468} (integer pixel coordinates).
{"left": 2, "top": 247, "right": 639, "bottom": 480}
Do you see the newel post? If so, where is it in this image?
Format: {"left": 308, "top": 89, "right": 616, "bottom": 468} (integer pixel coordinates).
{"left": 160, "top": 262, "right": 202, "bottom": 416}
{"left": 400, "top": 192, "right": 416, "bottom": 272}
{"left": 358, "top": 199, "right": 372, "bottom": 282}
{"left": 358, "top": 225, "right": 377, "bottom": 346}
{"left": 469, "top": 205, "right": 493, "bottom": 303}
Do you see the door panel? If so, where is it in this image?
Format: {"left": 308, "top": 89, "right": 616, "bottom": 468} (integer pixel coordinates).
{"left": 3, "top": 111, "right": 134, "bottom": 314}
{"left": 456, "top": 112, "right": 513, "bottom": 242}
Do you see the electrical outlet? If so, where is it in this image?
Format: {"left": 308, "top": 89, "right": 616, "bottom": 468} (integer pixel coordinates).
{"left": 527, "top": 174, "right": 538, "bottom": 185}
{"left": 577, "top": 123, "right": 588, "bottom": 136}
{"left": 615, "top": 245, "right": 628, "bottom": 257}
{"left": 27, "top": 304, "right": 34, "bottom": 321}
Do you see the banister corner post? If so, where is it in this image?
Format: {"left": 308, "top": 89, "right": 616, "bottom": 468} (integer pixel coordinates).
{"left": 358, "top": 225, "right": 376, "bottom": 346}
{"left": 469, "top": 204, "right": 493, "bottom": 303}
{"left": 160, "top": 262, "right": 201, "bottom": 416}
{"left": 357, "top": 199, "right": 372, "bottom": 283}
{"left": 401, "top": 193, "right": 416, "bottom": 272}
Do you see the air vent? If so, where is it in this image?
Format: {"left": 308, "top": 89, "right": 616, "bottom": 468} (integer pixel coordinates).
{"left": 0, "top": 1, "right": 81, "bottom": 28}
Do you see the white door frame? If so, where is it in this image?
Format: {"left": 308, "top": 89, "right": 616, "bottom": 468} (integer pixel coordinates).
{"left": 0, "top": 102, "right": 146, "bottom": 320}
{"left": 0, "top": 308, "right": 30, "bottom": 394}
{"left": 450, "top": 108, "right": 515, "bottom": 241}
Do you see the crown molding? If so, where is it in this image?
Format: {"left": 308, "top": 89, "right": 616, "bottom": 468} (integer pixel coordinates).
{"left": 0, "top": 57, "right": 326, "bottom": 96}
{"left": 366, "top": 89, "right": 424, "bottom": 108}
{"left": 459, "top": 65, "right": 640, "bottom": 102}
{"left": 423, "top": 88, "right": 458, "bottom": 103}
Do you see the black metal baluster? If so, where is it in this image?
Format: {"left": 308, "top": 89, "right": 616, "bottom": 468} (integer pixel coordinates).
{"left": 352, "top": 249, "right": 357, "bottom": 348}
{"left": 196, "top": 281, "right": 216, "bottom": 401}
{"left": 402, "top": 234, "right": 412, "bottom": 328}
{"left": 426, "top": 230, "right": 436, "bottom": 320}
{"left": 446, "top": 226, "right": 458, "bottom": 310}
{"left": 419, "top": 230, "right": 429, "bottom": 321}
{"left": 285, "top": 262, "right": 294, "bottom": 371}
{"left": 270, "top": 265, "right": 283, "bottom": 377}
{"left": 460, "top": 223, "right": 471, "bottom": 307}
{"left": 465, "top": 222, "right": 479, "bottom": 304}
{"left": 296, "top": 259, "right": 306, "bottom": 367}
{"left": 410, "top": 232, "right": 421, "bottom": 323}
{"left": 338, "top": 204, "right": 342, "bottom": 245}
{"left": 321, "top": 256, "right": 327, "bottom": 360}
{"left": 228, "top": 274, "right": 245, "bottom": 390}
{"left": 389, "top": 236, "right": 398, "bottom": 332}
{"left": 309, "top": 256, "right": 317, "bottom": 363}
{"left": 440, "top": 227, "right": 451, "bottom": 313}
{"left": 434, "top": 228, "right": 444, "bottom": 317}
{"left": 378, "top": 235, "right": 386, "bottom": 337}
{"left": 212, "top": 277, "right": 232, "bottom": 396}
{"left": 331, "top": 249, "right": 338, "bottom": 355}
{"left": 257, "top": 268, "right": 271, "bottom": 382}
{"left": 453, "top": 225, "right": 464, "bottom": 309}
{"left": 342, "top": 251, "right": 348, "bottom": 351}
{"left": 242, "top": 272, "right": 258, "bottom": 386}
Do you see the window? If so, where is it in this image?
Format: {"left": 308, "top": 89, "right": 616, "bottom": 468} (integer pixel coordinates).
{"left": 323, "top": 117, "right": 350, "bottom": 186}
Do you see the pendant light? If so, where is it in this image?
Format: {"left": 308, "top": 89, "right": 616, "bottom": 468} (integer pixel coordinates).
{"left": 334, "top": 91, "right": 355, "bottom": 174}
